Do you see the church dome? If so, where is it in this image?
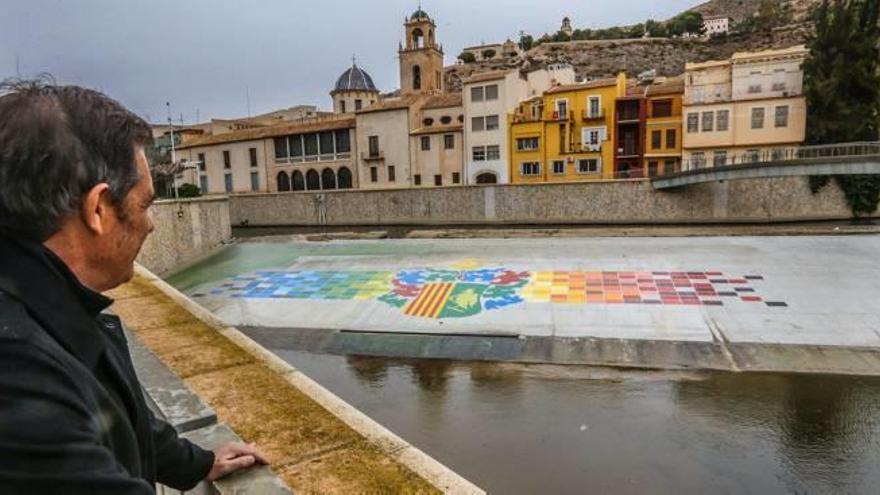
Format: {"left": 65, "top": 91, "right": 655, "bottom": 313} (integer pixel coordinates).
{"left": 334, "top": 63, "right": 378, "bottom": 93}
{"left": 410, "top": 9, "right": 430, "bottom": 20}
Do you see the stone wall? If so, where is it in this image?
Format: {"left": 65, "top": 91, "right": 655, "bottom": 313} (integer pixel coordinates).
{"left": 137, "top": 197, "right": 231, "bottom": 275}
{"left": 228, "top": 177, "right": 864, "bottom": 227}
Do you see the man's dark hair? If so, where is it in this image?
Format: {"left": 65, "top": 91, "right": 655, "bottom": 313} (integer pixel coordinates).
{"left": 0, "top": 75, "right": 153, "bottom": 241}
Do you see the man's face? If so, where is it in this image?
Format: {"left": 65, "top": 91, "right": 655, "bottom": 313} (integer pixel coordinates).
{"left": 96, "top": 147, "right": 155, "bottom": 289}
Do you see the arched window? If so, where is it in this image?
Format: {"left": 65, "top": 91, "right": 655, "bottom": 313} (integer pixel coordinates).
{"left": 428, "top": 29, "right": 434, "bottom": 45}
{"left": 277, "top": 171, "right": 290, "bottom": 191}
{"left": 413, "top": 65, "right": 422, "bottom": 91}
{"left": 338, "top": 167, "right": 353, "bottom": 189}
{"left": 306, "top": 169, "right": 320, "bottom": 190}
{"left": 476, "top": 172, "right": 498, "bottom": 184}
{"left": 321, "top": 168, "right": 337, "bottom": 190}
{"left": 292, "top": 170, "right": 305, "bottom": 191}
{"left": 412, "top": 28, "right": 424, "bottom": 48}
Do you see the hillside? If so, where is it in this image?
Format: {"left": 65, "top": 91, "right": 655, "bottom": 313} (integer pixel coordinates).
{"left": 445, "top": 0, "right": 820, "bottom": 91}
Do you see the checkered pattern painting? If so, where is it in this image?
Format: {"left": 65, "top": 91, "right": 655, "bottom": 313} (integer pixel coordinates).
{"left": 522, "top": 271, "right": 782, "bottom": 307}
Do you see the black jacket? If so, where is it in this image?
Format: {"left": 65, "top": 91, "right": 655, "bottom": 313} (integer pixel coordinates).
{"left": 0, "top": 234, "right": 214, "bottom": 493}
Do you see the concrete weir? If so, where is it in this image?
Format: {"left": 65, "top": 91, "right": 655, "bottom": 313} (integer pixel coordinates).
{"left": 241, "top": 327, "right": 880, "bottom": 377}
{"left": 111, "top": 265, "right": 484, "bottom": 494}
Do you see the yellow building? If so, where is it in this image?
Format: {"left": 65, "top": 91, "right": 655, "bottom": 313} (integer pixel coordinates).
{"left": 508, "top": 74, "right": 626, "bottom": 184}
{"left": 643, "top": 77, "right": 684, "bottom": 176}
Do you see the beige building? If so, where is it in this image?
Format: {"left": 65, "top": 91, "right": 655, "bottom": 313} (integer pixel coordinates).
{"left": 463, "top": 65, "right": 575, "bottom": 184}
{"left": 356, "top": 96, "right": 422, "bottom": 189}
{"left": 682, "top": 45, "right": 808, "bottom": 169}
{"left": 703, "top": 16, "right": 730, "bottom": 37}
{"left": 410, "top": 94, "right": 465, "bottom": 187}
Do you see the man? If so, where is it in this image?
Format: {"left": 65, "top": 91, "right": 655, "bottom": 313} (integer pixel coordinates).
{"left": 0, "top": 79, "right": 267, "bottom": 493}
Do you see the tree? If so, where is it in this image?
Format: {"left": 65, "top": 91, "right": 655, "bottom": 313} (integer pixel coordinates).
{"left": 645, "top": 19, "right": 668, "bottom": 37}
{"left": 804, "top": 0, "right": 880, "bottom": 216}
{"left": 482, "top": 48, "right": 497, "bottom": 59}
{"left": 458, "top": 51, "right": 476, "bottom": 63}
{"left": 519, "top": 34, "right": 534, "bottom": 51}
{"left": 668, "top": 11, "right": 705, "bottom": 37}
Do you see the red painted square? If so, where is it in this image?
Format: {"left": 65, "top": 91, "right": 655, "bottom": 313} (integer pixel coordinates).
{"left": 741, "top": 296, "right": 763, "bottom": 302}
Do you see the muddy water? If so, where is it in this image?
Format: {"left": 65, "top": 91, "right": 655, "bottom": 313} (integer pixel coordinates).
{"left": 276, "top": 350, "right": 880, "bottom": 494}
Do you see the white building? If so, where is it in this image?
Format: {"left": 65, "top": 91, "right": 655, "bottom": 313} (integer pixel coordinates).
{"left": 462, "top": 65, "right": 575, "bottom": 184}
{"left": 703, "top": 16, "right": 731, "bottom": 37}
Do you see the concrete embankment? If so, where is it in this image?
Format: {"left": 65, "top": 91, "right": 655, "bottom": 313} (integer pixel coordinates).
{"left": 111, "top": 266, "right": 484, "bottom": 494}
{"left": 241, "top": 327, "right": 880, "bottom": 377}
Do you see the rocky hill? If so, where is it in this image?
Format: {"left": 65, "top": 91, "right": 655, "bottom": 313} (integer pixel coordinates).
{"left": 445, "top": 0, "right": 820, "bottom": 91}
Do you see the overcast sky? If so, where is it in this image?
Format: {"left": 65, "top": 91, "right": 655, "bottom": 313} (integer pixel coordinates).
{"left": 1, "top": 0, "right": 696, "bottom": 124}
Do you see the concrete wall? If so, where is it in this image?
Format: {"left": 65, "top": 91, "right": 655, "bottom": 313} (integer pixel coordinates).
{"left": 137, "top": 197, "right": 231, "bottom": 275}
{"left": 228, "top": 176, "right": 865, "bottom": 227}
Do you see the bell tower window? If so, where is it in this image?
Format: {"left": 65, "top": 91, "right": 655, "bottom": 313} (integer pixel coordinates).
{"left": 413, "top": 65, "right": 422, "bottom": 90}
{"left": 412, "top": 28, "right": 424, "bottom": 49}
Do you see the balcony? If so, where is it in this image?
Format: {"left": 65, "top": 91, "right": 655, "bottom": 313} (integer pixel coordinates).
{"left": 361, "top": 151, "right": 384, "bottom": 162}
{"left": 511, "top": 113, "right": 542, "bottom": 124}
{"left": 581, "top": 110, "right": 605, "bottom": 121}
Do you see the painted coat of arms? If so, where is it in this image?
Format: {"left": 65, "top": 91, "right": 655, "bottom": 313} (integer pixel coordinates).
{"left": 378, "top": 268, "right": 531, "bottom": 319}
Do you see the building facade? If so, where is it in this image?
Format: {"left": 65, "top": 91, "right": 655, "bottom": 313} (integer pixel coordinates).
{"left": 410, "top": 94, "right": 465, "bottom": 187}
{"left": 508, "top": 74, "right": 627, "bottom": 184}
{"left": 682, "top": 45, "right": 808, "bottom": 169}
{"left": 643, "top": 78, "right": 684, "bottom": 176}
{"left": 463, "top": 66, "right": 575, "bottom": 184}
{"left": 703, "top": 16, "right": 731, "bottom": 37}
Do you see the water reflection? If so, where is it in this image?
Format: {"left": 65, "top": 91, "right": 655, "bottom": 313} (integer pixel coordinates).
{"left": 278, "top": 350, "right": 880, "bottom": 494}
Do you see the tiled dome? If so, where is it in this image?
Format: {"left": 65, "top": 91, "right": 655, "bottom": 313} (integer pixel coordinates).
{"left": 334, "top": 63, "right": 378, "bottom": 93}
{"left": 410, "top": 9, "right": 430, "bottom": 20}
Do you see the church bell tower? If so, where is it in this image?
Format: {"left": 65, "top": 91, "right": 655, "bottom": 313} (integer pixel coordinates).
{"left": 399, "top": 8, "right": 444, "bottom": 95}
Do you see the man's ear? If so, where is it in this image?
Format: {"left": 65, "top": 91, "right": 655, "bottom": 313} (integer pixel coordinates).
{"left": 80, "top": 183, "right": 112, "bottom": 235}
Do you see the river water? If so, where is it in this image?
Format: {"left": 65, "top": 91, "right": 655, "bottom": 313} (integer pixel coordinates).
{"left": 269, "top": 350, "right": 880, "bottom": 494}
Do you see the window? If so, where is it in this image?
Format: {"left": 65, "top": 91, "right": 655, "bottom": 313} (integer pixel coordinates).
{"left": 224, "top": 172, "right": 233, "bottom": 192}
{"left": 687, "top": 113, "right": 699, "bottom": 133}
{"left": 472, "top": 146, "right": 486, "bottom": 161}
{"left": 746, "top": 149, "right": 761, "bottom": 163}
{"left": 423, "top": 118, "right": 434, "bottom": 126}
{"left": 368, "top": 136, "right": 379, "bottom": 157}
{"left": 651, "top": 130, "right": 662, "bottom": 150}
{"left": 444, "top": 134, "right": 455, "bottom": 149}
{"left": 666, "top": 129, "right": 677, "bottom": 149}
{"left": 516, "top": 137, "right": 539, "bottom": 151}
{"left": 772, "top": 69, "right": 787, "bottom": 91}
{"left": 702, "top": 111, "right": 714, "bottom": 132}
{"left": 370, "top": 167, "right": 378, "bottom": 182}
{"left": 199, "top": 175, "right": 208, "bottom": 193}
{"left": 471, "top": 86, "right": 484, "bottom": 102}
{"left": 581, "top": 127, "right": 607, "bottom": 151}
{"left": 691, "top": 152, "right": 706, "bottom": 169}
{"left": 775, "top": 106, "right": 789, "bottom": 128}
{"left": 413, "top": 65, "right": 421, "bottom": 90}
{"left": 552, "top": 160, "right": 565, "bottom": 175}
{"left": 452, "top": 172, "right": 460, "bottom": 184}
{"left": 434, "top": 174, "right": 442, "bottom": 186}
{"left": 223, "top": 150, "right": 231, "bottom": 169}
{"left": 716, "top": 110, "right": 730, "bottom": 132}
{"left": 304, "top": 134, "right": 319, "bottom": 156}
{"left": 340, "top": 100, "right": 347, "bottom": 113}
{"left": 577, "top": 158, "right": 600, "bottom": 174}
{"left": 421, "top": 136, "right": 431, "bottom": 151}
{"left": 713, "top": 150, "right": 727, "bottom": 167}
{"left": 440, "top": 116, "right": 452, "bottom": 125}
{"left": 335, "top": 129, "right": 351, "bottom": 153}
{"left": 472, "top": 116, "right": 485, "bottom": 132}
{"left": 588, "top": 96, "right": 601, "bottom": 118}
{"left": 198, "top": 153, "right": 206, "bottom": 171}
{"left": 388, "top": 166, "right": 396, "bottom": 182}
{"left": 249, "top": 148, "right": 258, "bottom": 168}
{"left": 521, "top": 162, "right": 540, "bottom": 176}
{"left": 274, "top": 138, "right": 288, "bottom": 160}
{"left": 250, "top": 171, "right": 260, "bottom": 191}
{"left": 485, "top": 84, "right": 499, "bottom": 101}
{"left": 648, "top": 161, "right": 658, "bottom": 177}
{"left": 319, "top": 132, "right": 335, "bottom": 155}
{"left": 486, "top": 145, "right": 500, "bottom": 161}
{"left": 555, "top": 99, "right": 568, "bottom": 119}
{"left": 414, "top": 174, "right": 422, "bottom": 186}
{"left": 751, "top": 108, "right": 765, "bottom": 129}
{"left": 652, "top": 100, "right": 672, "bottom": 118}
{"left": 748, "top": 71, "right": 762, "bottom": 93}
{"left": 485, "top": 115, "right": 500, "bottom": 131}
{"left": 290, "top": 135, "right": 303, "bottom": 157}
{"left": 355, "top": 99, "right": 362, "bottom": 111}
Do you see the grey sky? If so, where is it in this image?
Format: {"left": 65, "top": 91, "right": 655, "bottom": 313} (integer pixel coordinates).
{"left": 1, "top": 0, "right": 696, "bottom": 124}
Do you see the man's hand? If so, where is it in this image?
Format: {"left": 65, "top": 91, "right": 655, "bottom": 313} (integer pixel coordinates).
{"left": 206, "top": 442, "right": 269, "bottom": 482}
